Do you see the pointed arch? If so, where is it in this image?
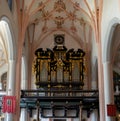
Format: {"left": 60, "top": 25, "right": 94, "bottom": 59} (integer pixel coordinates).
{"left": 0, "top": 17, "right": 16, "bottom": 95}
{"left": 102, "top": 17, "right": 120, "bottom": 62}
{"left": 0, "top": 16, "right": 16, "bottom": 60}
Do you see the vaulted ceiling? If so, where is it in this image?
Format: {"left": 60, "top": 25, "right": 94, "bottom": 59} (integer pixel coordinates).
{"left": 16, "top": 0, "right": 100, "bottom": 51}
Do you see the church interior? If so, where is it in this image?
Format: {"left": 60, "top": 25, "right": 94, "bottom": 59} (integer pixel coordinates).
{"left": 0, "top": 0, "right": 120, "bottom": 121}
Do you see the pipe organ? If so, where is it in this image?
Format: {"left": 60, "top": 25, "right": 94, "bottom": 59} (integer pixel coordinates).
{"left": 34, "top": 35, "right": 85, "bottom": 94}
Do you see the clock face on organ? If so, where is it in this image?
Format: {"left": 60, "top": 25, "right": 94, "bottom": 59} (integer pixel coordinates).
{"left": 55, "top": 35, "right": 64, "bottom": 44}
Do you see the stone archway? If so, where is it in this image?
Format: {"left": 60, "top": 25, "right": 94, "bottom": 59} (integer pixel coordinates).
{"left": 0, "top": 17, "right": 16, "bottom": 121}
{"left": 109, "top": 24, "right": 120, "bottom": 120}
{"left": 102, "top": 18, "right": 120, "bottom": 120}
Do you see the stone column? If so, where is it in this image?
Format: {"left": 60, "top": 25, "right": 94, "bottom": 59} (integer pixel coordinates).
{"left": 103, "top": 61, "right": 115, "bottom": 121}
{"left": 20, "top": 56, "right": 28, "bottom": 121}
{"left": 79, "top": 106, "right": 82, "bottom": 121}
{"left": 20, "top": 109, "right": 28, "bottom": 121}
{"left": 5, "top": 60, "right": 16, "bottom": 121}
{"left": 90, "top": 109, "right": 98, "bottom": 121}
